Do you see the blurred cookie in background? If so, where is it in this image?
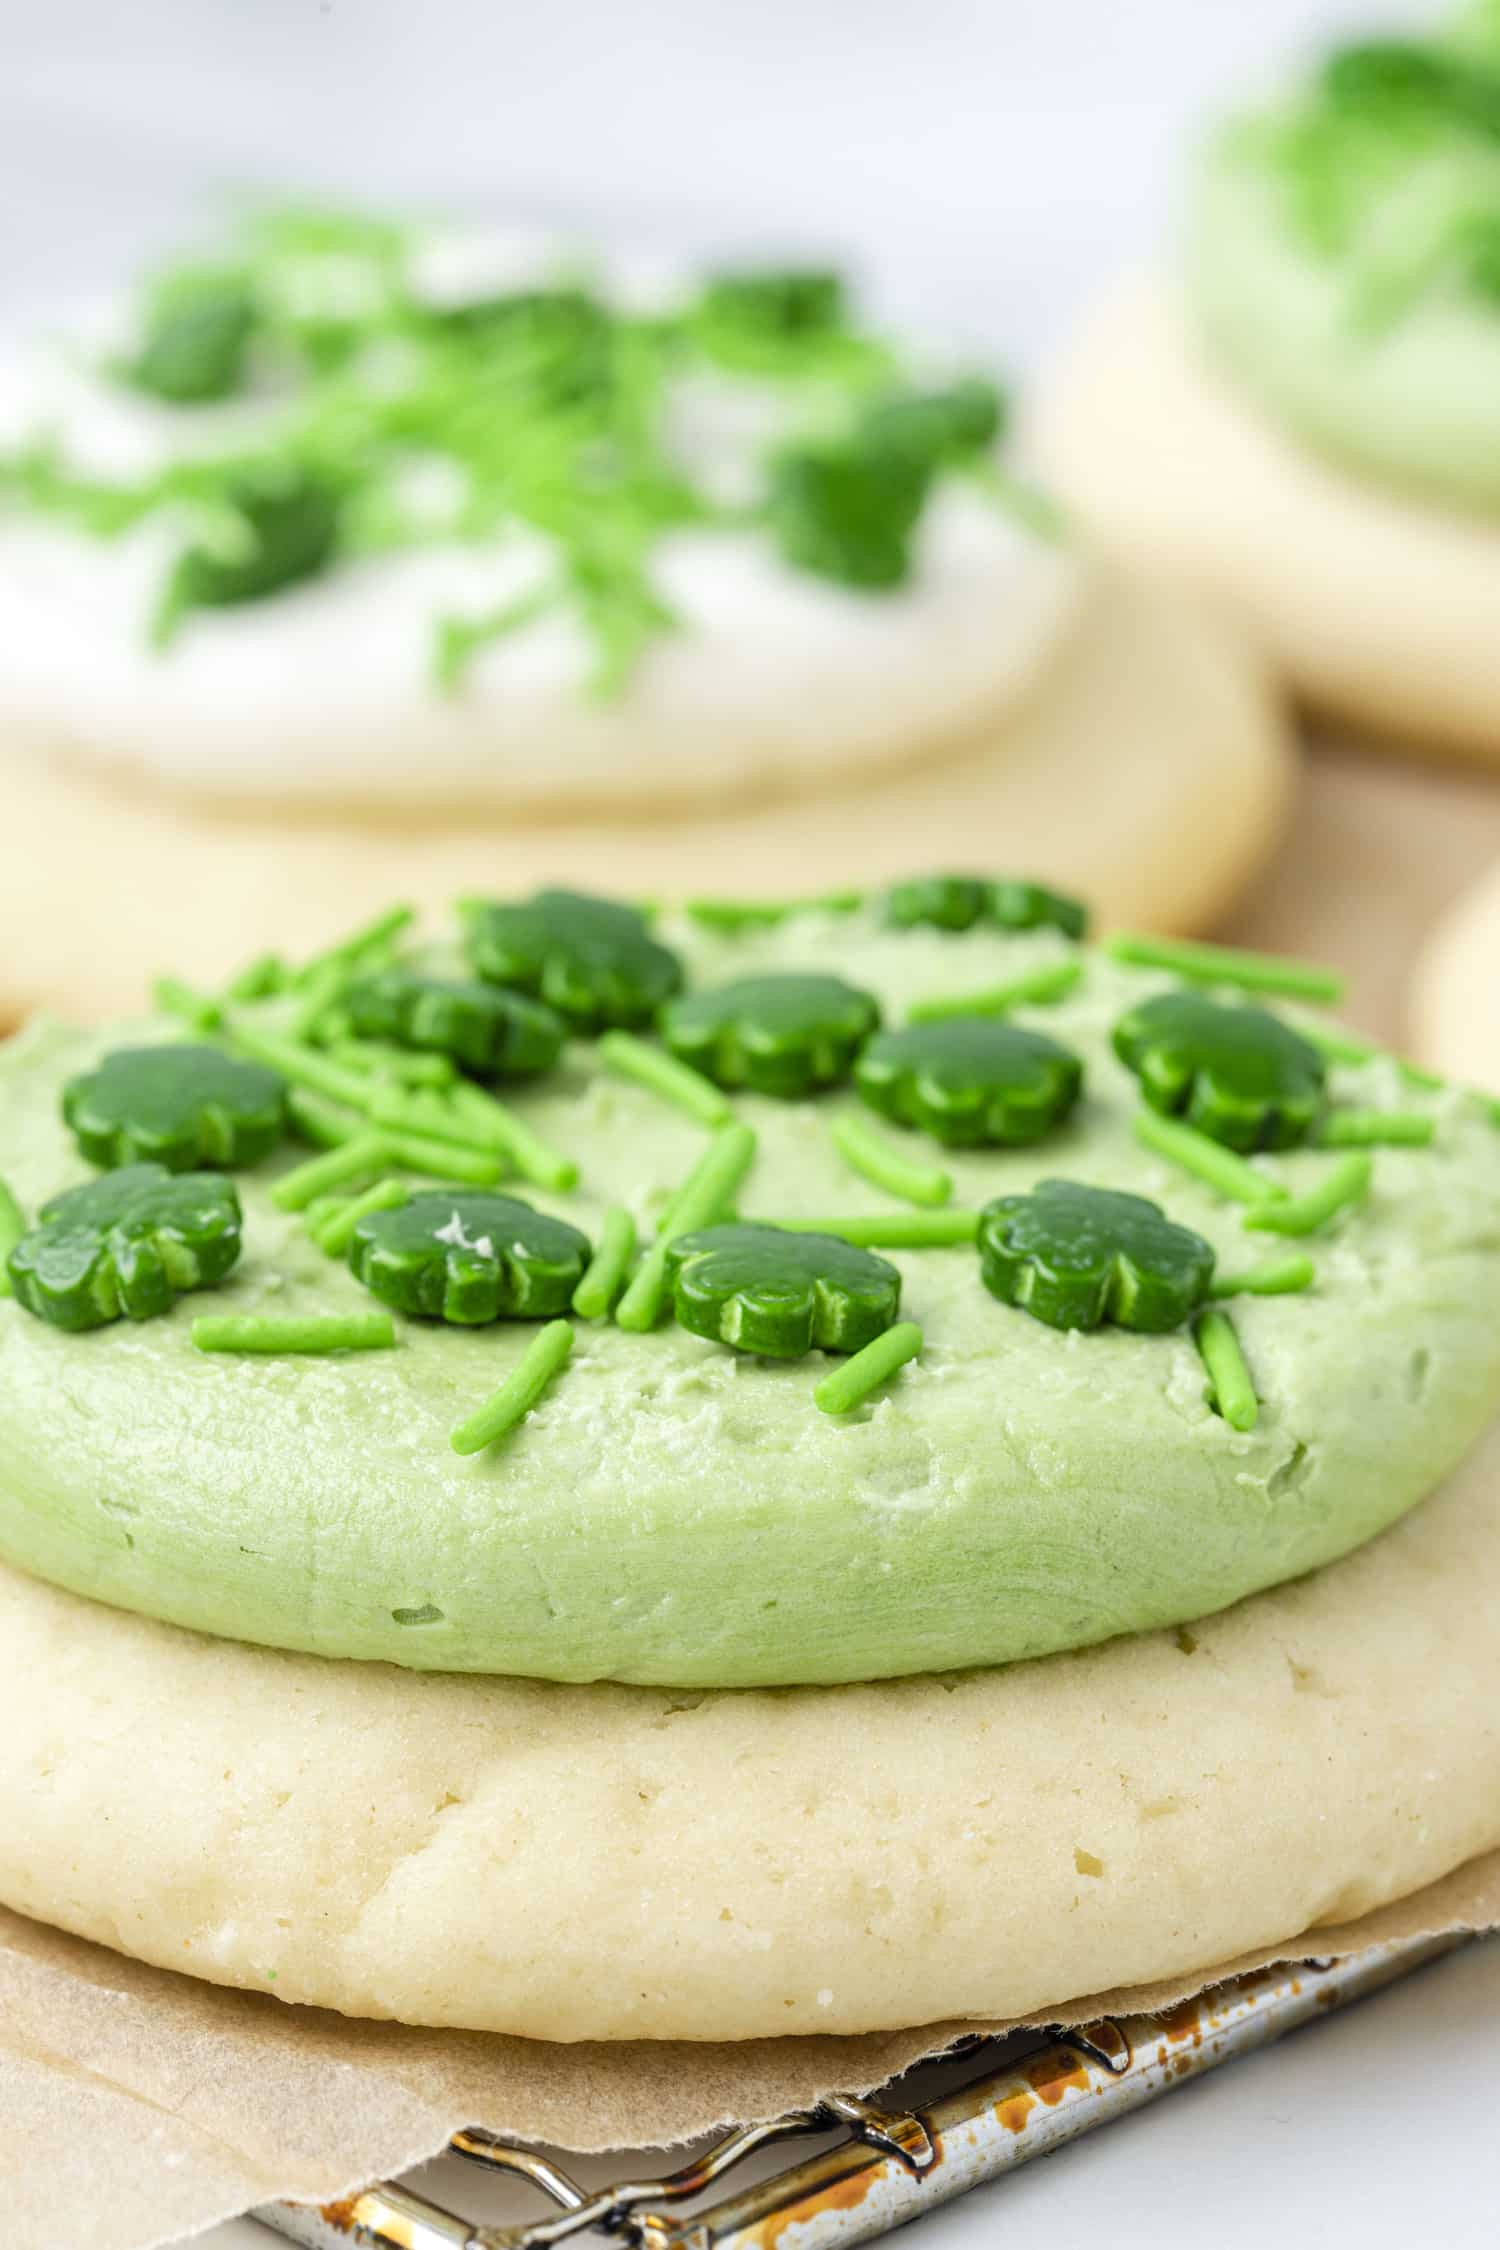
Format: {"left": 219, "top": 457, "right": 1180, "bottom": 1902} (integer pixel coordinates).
{"left": 1038, "top": 9, "right": 1500, "bottom": 763}
{"left": 0, "top": 209, "right": 1290, "bottom": 1021}
{"left": 1412, "top": 850, "right": 1500, "bottom": 1084}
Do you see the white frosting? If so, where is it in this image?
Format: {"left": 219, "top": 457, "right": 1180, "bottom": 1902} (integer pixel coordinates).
{"left": 0, "top": 262, "right": 1084, "bottom": 815}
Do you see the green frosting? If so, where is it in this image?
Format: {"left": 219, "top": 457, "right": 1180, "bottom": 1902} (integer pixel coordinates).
{"left": 1188, "top": 12, "right": 1500, "bottom": 508}
{"left": 2, "top": 914, "right": 1500, "bottom": 1687}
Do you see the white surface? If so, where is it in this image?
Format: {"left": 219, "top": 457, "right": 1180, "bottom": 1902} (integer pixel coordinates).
{"left": 194, "top": 1933, "right": 1500, "bottom": 2249}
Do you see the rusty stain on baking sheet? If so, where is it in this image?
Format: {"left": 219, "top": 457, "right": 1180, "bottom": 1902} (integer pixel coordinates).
{"left": 262, "top": 1935, "right": 1470, "bottom": 2250}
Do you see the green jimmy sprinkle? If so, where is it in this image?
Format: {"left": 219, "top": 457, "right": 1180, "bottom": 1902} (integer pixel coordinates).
{"left": 770, "top": 1208, "right": 980, "bottom": 1247}
{"left": 451, "top": 1319, "right": 575, "bottom": 1455}
{"left": 681, "top": 891, "right": 864, "bottom": 932}
{"left": 0, "top": 1176, "right": 26, "bottom": 1299}
{"left": 293, "top": 904, "right": 417, "bottom": 989}
{"left": 905, "top": 957, "right": 1083, "bottom": 1024}
{"left": 447, "top": 1083, "right": 578, "bottom": 1191}
{"left": 315, "top": 1176, "right": 409, "bottom": 1256}
{"left": 571, "top": 1206, "right": 637, "bottom": 1320}
{"left": 1105, "top": 934, "right": 1345, "bottom": 1005}
{"left": 813, "top": 1320, "right": 924, "bottom": 1415}
{"left": 828, "top": 1115, "right": 952, "bottom": 1208}
{"left": 270, "top": 1131, "right": 391, "bottom": 1213}
{"left": 192, "top": 1311, "right": 397, "bottom": 1354}
{"left": 1194, "top": 1309, "right": 1258, "bottom": 1433}
{"left": 327, "top": 1038, "right": 458, "bottom": 1087}
{"left": 1132, "top": 1110, "right": 1286, "bottom": 1207}
{"left": 1295, "top": 1019, "right": 1446, "bottom": 1093}
{"left": 615, "top": 1122, "right": 759, "bottom": 1332}
{"left": 152, "top": 975, "right": 224, "bottom": 1032}
{"left": 1207, "top": 1254, "right": 1315, "bottom": 1299}
{"left": 1318, "top": 1109, "right": 1435, "bottom": 1148}
{"left": 1243, "top": 1152, "right": 1373, "bottom": 1238}
{"left": 596, "top": 1031, "right": 733, "bottom": 1127}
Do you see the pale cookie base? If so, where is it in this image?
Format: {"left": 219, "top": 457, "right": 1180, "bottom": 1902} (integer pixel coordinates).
{"left": 1037, "top": 279, "right": 1500, "bottom": 765}
{"left": 2, "top": 1418, "right": 1496, "bottom": 2043}
{"left": 1411, "top": 855, "right": 1500, "bottom": 1091}
{"left": 0, "top": 564, "right": 1288, "bottom": 1025}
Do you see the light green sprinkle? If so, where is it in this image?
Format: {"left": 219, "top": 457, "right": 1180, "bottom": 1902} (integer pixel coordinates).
{"left": 1194, "top": 1309, "right": 1258, "bottom": 1432}
{"left": 0, "top": 1176, "right": 26, "bottom": 1300}
{"left": 448, "top": 1082, "right": 579, "bottom": 1191}
{"left": 193, "top": 1311, "right": 397, "bottom": 1354}
{"left": 224, "top": 952, "right": 289, "bottom": 1002}
{"left": 327, "top": 1037, "right": 456, "bottom": 1087}
{"left": 1105, "top": 933, "right": 1344, "bottom": 1004}
{"left": 231, "top": 1023, "right": 372, "bottom": 1113}
{"left": 286, "top": 1088, "right": 365, "bottom": 1150}
{"left": 596, "top": 1030, "right": 732, "bottom": 1126}
{"left": 681, "top": 890, "right": 864, "bottom": 932}
{"left": 770, "top": 1208, "right": 980, "bottom": 1247}
{"left": 287, "top": 959, "right": 352, "bottom": 1043}
{"left": 1132, "top": 1111, "right": 1286, "bottom": 1206}
{"left": 571, "top": 1207, "right": 637, "bottom": 1320}
{"left": 814, "top": 1321, "right": 924, "bottom": 1414}
{"left": 365, "top": 1083, "right": 483, "bottom": 1147}
{"left": 152, "top": 975, "right": 223, "bottom": 1031}
{"left": 1318, "top": 1109, "right": 1435, "bottom": 1148}
{"left": 316, "top": 1176, "right": 409, "bottom": 1256}
{"left": 302, "top": 1191, "right": 354, "bottom": 1244}
{"left": 906, "top": 957, "right": 1083, "bottom": 1023}
{"left": 1243, "top": 1151, "right": 1373, "bottom": 1238}
{"left": 451, "top": 1318, "right": 574, "bottom": 1455}
{"left": 616, "top": 1122, "right": 758, "bottom": 1332}
{"left": 270, "top": 1131, "right": 391, "bottom": 1213}
{"left": 1207, "top": 1254, "right": 1315, "bottom": 1300}
{"left": 381, "top": 1131, "right": 505, "bottom": 1186}
{"left": 828, "top": 1116, "right": 952, "bottom": 1207}
{"left": 295, "top": 903, "right": 415, "bottom": 987}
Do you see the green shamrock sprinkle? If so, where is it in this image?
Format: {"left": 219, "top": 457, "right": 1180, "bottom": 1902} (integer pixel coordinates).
{"left": 152, "top": 460, "right": 342, "bottom": 646}
{"left": 1112, "top": 991, "right": 1328, "bottom": 1153}
{"left": 5, "top": 1164, "right": 243, "bottom": 1332}
{"left": 665, "top": 1222, "right": 902, "bottom": 1358}
{"left": 978, "top": 1179, "right": 1216, "bottom": 1334}
{"left": 766, "top": 436, "right": 930, "bottom": 589}
{"left": 660, "top": 974, "right": 881, "bottom": 1099}
{"left": 344, "top": 969, "right": 566, "bottom": 1081}
{"left": 856, "top": 1019, "right": 1082, "bottom": 1147}
{"left": 884, "top": 874, "right": 1088, "bottom": 940}
{"left": 348, "top": 1190, "right": 590, "bottom": 1324}
{"left": 62, "top": 1044, "right": 288, "bottom": 1172}
{"left": 465, "top": 889, "right": 683, "bottom": 1033}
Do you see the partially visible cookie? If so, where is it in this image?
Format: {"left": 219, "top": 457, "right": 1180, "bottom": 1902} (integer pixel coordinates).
{"left": 1038, "top": 279, "right": 1500, "bottom": 762}
{"left": 0, "top": 564, "right": 1290, "bottom": 1026}
{"left": 1412, "top": 854, "right": 1500, "bottom": 1088}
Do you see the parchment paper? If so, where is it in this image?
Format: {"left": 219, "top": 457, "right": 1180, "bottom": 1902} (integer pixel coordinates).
{"left": 1, "top": 1855, "right": 1497, "bottom": 2250}
{"left": 4, "top": 740, "right": 1500, "bottom": 2248}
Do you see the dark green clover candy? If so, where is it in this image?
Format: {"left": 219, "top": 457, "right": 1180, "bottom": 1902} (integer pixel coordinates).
{"left": 666, "top": 1222, "right": 901, "bottom": 1358}
{"left": 766, "top": 436, "right": 930, "bottom": 589}
{"left": 1112, "top": 991, "right": 1327, "bottom": 1153}
{"left": 63, "top": 1044, "right": 288, "bottom": 1172}
{"left": 6, "top": 1164, "right": 243, "bottom": 1332}
{"left": 349, "top": 1190, "right": 590, "bottom": 1324}
{"left": 661, "top": 974, "right": 881, "bottom": 1098}
{"left": 155, "top": 460, "right": 341, "bottom": 643}
{"left": 698, "top": 269, "right": 847, "bottom": 337}
{"left": 465, "top": 889, "right": 683, "bottom": 1034}
{"left": 855, "top": 1019, "right": 1082, "bottom": 1147}
{"left": 884, "top": 874, "right": 1088, "bottom": 940}
{"left": 858, "top": 379, "right": 1006, "bottom": 470}
{"left": 344, "top": 970, "right": 565, "bottom": 1081}
{"left": 978, "top": 1179, "right": 1215, "bottom": 1334}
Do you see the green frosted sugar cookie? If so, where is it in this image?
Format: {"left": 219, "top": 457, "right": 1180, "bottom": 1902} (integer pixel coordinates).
{"left": 2, "top": 900, "right": 1500, "bottom": 1687}
{"left": 1188, "top": 16, "right": 1500, "bottom": 510}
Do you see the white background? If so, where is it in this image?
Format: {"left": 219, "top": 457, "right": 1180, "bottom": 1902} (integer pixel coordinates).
{"left": 3, "top": 2, "right": 1495, "bottom": 2241}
